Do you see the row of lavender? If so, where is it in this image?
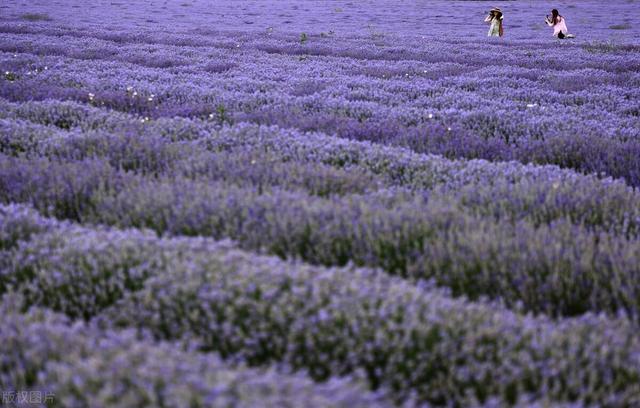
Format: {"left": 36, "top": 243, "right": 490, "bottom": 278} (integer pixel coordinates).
{"left": 1, "top": 21, "right": 640, "bottom": 185}
{"left": 3, "top": 99, "right": 640, "bottom": 232}
{"left": 2, "top": 99, "right": 640, "bottom": 323}
{"left": 2, "top": 204, "right": 640, "bottom": 406}
{"left": 1, "top": 297, "right": 385, "bottom": 408}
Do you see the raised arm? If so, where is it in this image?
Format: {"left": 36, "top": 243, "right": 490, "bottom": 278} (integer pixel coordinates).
{"left": 545, "top": 17, "right": 554, "bottom": 26}
{"left": 484, "top": 15, "right": 492, "bottom": 23}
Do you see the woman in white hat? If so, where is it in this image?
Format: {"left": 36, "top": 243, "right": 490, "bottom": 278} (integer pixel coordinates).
{"left": 484, "top": 8, "right": 504, "bottom": 37}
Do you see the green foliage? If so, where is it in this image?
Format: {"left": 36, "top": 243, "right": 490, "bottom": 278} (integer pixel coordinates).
{"left": 20, "top": 13, "right": 52, "bottom": 21}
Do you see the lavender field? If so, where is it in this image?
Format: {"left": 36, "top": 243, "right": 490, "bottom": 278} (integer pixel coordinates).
{"left": 1, "top": 0, "right": 640, "bottom": 406}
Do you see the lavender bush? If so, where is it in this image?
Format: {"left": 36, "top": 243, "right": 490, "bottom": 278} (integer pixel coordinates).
{"left": 1, "top": 0, "right": 640, "bottom": 406}
{"left": 0, "top": 296, "right": 387, "bottom": 408}
{"left": 1, "top": 15, "right": 639, "bottom": 185}
{"left": 2, "top": 159, "right": 640, "bottom": 320}
{"left": 3, "top": 207, "right": 640, "bottom": 404}
{"left": 1, "top": 206, "right": 640, "bottom": 405}
{"left": 2, "top": 101, "right": 640, "bottom": 237}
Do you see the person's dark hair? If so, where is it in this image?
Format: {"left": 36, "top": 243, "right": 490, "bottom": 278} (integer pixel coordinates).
{"left": 551, "top": 9, "right": 561, "bottom": 25}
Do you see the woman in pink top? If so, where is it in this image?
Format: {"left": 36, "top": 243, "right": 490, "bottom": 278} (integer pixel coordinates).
{"left": 545, "top": 9, "right": 574, "bottom": 39}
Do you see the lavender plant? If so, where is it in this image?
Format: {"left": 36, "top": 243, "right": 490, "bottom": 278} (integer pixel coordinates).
{"left": 2, "top": 206, "right": 640, "bottom": 405}
{"left": 0, "top": 297, "right": 387, "bottom": 408}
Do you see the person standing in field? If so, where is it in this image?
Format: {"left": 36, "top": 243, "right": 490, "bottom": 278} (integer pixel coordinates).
{"left": 545, "top": 9, "right": 575, "bottom": 38}
{"left": 485, "top": 7, "right": 504, "bottom": 37}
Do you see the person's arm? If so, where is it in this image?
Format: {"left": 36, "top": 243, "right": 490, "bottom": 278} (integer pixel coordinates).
{"left": 545, "top": 16, "right": 554, "bottom": 26}
{"left": 484, "top": 15, "right": 492, "bottom": 23}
